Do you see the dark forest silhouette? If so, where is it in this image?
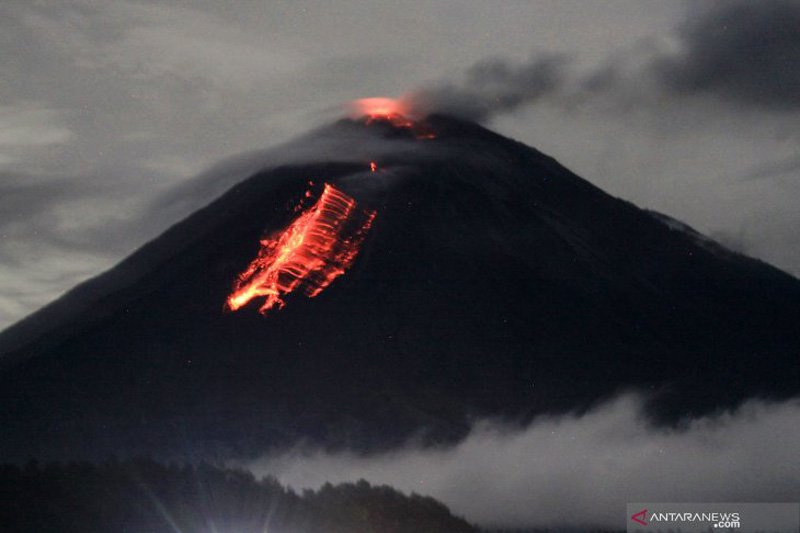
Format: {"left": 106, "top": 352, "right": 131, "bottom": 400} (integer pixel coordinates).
{"left": 0, "top": 458, "right": 477, "bottom": 532}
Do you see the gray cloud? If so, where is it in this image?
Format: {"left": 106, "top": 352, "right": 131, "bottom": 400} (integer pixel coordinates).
{"left": 0, "top": 170, "right": 156, "bottom": 327}
{"left": 0, "top": 170, "right": 151, "bottom": 252}
{"left": 652, "top": 0, "right": 800, "bottom": 110}
{"left": 0, "top": 104, "right": 74, "bottom": 168}
{"left": 0, "top": 173, "right": 82, "bottom": 228}
{"left": 407, "top": 53, "right": 570, "bottom": 122}
{"left": 143, "top": 122, "right": 435, "bottom": 235}
{"left": 246, "top": 394, "right": 800, "bottom": 529}
{"left": 739, "top": 154, "right": 800, "bottom": 181}
{"left": 405, "top": 1, "right": 800, "bottom": 121}
{"left": 709, "top": 228, "right": 752, "bottom": 255}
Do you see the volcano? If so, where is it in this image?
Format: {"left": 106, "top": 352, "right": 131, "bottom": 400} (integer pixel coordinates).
{"left": 1, "top": 112, "right": 799, "bottom": 461}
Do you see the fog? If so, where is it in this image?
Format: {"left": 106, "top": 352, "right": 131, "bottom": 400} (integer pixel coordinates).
{"left": 247, "top": 393, "right": 800, "bottom": 529}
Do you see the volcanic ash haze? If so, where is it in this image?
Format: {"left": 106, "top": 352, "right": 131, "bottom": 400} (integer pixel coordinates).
{"left": 0, "top": 104, "right": 799, "bottom": 462}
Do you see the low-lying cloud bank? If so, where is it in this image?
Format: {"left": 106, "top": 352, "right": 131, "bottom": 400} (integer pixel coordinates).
{"left": 246, "top": 394, "right": 800, "bottom": 529}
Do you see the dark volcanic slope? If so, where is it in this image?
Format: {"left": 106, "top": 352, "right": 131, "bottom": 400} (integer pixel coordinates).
{"left": 1, "top": 115, "right": 798, "bottom": 461}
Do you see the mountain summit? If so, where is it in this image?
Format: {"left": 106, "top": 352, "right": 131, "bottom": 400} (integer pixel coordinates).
{"left": 1, "top": 113, "right": 798, "bottom": 461}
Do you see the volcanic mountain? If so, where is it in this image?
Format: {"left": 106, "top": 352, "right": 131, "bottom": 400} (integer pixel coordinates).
{"left": 1, "top": 112, "right": 799, "bottom": 461}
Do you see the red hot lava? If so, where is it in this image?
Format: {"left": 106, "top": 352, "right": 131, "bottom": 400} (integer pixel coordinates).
{"left": 226, "top": 184, "right": 376, "bottom": 315}
{"left": 351, "top": 97, "right": 413, "bottom": 127}
{"left": 350, "top": 97, "right": 436, "bottom": 139}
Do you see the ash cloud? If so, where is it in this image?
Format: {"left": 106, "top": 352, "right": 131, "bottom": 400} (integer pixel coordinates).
{"left": 652, "top": 0, "right": 800, "bottom": 110}
{"left": 407, "top": 53, "right": 570, "bottom": 122}
{"left": 417, "top": 0, "right": 800, "bottom": 120}
{"left": 246, "top": 394, "right": 800, "bottom": 529}
{"left": 406, "top": 0, "right": 800, "bottom": 122}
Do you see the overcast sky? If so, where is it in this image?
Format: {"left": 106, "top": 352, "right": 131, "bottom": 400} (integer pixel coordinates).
{"left": 1, "top": 0, "right": 799, "bottom": 330}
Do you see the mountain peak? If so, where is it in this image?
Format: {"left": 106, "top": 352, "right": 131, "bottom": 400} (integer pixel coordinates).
{"left": 1, "top": 116, "right": 798, "bottom": 461}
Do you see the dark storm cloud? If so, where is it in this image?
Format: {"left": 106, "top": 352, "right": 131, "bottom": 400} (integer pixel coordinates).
{"left": 652, "top": 0, "right": 800, "bottom": 110}
{"left": 408, "top": 53, "right": 570, "bottom": 122}
{"left": 248, "top": 394, "right": 800, "bottom": 529}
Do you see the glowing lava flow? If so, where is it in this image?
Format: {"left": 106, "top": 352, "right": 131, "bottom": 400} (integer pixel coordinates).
{"left": 226, "top": 184, "right": 376, "bottom": 315}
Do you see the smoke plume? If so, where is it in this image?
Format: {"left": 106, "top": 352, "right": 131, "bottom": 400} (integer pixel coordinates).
{"left": 652, "top": 0, "right": 800, "bottom": 110}
{"left": 407, "top": 53, "right": 569, "bottom": 122}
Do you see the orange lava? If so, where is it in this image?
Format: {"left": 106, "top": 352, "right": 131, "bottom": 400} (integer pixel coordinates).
{"left": 226, "top": 184, "right": 376, "bottom": 315}
{"left": 349, "top": 97, "right": 435, "bottom": 139}
{"left": 351, "top": 97, "right": 410, "bottom": 125}
{"left": 370, "top": 161, "right": 377, "bottom": 172}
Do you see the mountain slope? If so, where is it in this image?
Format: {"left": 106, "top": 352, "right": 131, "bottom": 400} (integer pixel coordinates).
{"left": 1, "top": 114, "right": 798, "bottom": 461}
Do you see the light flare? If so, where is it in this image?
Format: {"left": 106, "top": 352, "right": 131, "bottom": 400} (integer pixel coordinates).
{"left": 226, "top": 184, "right": 376, "bottom": 315}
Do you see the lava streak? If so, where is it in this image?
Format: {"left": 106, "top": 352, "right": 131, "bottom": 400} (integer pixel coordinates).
{"left": 226, "top": 184, "right": 376, "bottom": 315}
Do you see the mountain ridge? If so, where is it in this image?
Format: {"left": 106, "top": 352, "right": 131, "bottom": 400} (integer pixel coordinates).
{"left": 1, "top": 114, "right": 798, "bottom": 461}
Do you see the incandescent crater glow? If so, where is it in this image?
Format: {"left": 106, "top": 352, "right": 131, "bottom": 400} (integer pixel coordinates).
{"left": 349, "top": 97, "right": 435, "bottom": 139}
{"left": 351, "top": 97, "right": 410, "bottom": 122}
